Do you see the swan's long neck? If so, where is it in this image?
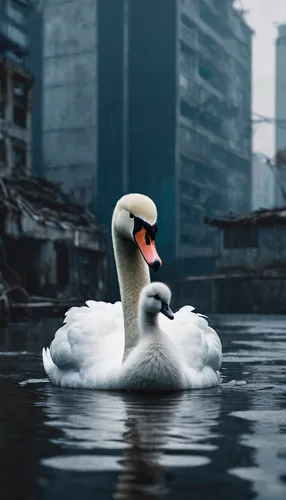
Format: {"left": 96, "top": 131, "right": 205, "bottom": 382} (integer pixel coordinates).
{"left": 112, "top": 226, "right": 150, "bottom": 356}
{"left": 139, "top": 309, "right": 159, "bottom": 337}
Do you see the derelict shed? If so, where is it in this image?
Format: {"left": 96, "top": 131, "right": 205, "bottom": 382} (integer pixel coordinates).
{"left": 0, "top": 176, "right": 108, "bottom": 305}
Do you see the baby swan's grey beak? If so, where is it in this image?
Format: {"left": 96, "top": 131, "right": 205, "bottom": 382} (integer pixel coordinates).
{"left": 160, "top": 301, "right": 174, "bottom": 320}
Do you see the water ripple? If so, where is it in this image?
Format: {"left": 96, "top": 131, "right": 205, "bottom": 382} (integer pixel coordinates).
{"left": 1, "top": 315, "right": 286, "bottom": 499}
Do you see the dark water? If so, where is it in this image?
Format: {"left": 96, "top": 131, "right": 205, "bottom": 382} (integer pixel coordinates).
{"left": 0, "top": 316, "right": 286, "bottom": 500}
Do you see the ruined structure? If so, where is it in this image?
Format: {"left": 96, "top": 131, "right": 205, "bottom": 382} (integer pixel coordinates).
{"left": 178, "top": 207, "right": 286, "bottom": 314}
{"left": 0, "top": 55, "right": 107, "bottom": 322}
{"left": 0, "top": 174, "right": 108, "bottom": 321}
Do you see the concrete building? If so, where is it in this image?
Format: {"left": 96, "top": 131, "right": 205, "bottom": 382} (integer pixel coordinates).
{"left": 251, "top": 153, "right": 275, "bottom": 210}
{"left": 0, "top": 0, "right": 33, "bottom": 177}
{"left": 41, "top": 0, "right": 253, "bottom": 284}
{"left": 275, "top": 23, "right": 286, "bottom": 206}
{"left": 0, "top": 1, "right": 108, "bottom": 313}
{"left": 0, "top": 56, "right": 32, "bottom": 177}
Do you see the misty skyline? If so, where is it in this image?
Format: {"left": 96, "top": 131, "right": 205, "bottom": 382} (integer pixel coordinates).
{"left": 242, "top": 0, "right": 286, "bottom": 158}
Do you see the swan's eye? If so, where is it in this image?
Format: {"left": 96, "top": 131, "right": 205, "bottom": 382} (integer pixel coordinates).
{"left": 130, "top": 213, "right": 134, "bottom": 219}
{"left": 154, "top": 294, "right": 160, "bottom": 301}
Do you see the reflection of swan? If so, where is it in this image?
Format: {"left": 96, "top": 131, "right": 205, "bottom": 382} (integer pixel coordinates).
{"left": 41, "top": 389, "right": 221, "bottom": 497}
{"left": 120, "top": 283, "right": 222, "bottom": 390}
{"left": 42, "top": 194, "right": 162, "bottom": 388}
{"left": 42, "top": 193, "right": 222, "bottom": 391}
{"left": 114, "top": 405, "right": 171, "bottom": 499}
{"left": 114, "top": 393, "right": 221, "bottom": 499}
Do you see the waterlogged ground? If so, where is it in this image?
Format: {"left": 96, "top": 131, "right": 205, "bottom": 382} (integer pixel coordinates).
{"left": 0, "top": 315, "right": 286, "bottom": 499}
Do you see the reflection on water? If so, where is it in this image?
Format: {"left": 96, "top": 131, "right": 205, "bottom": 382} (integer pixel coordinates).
{"left": 229, "top": 410, "right": 286, "bottom": 500}
{"left": 41, "top": 391, "right": 220, "bottom": 498}
{"left": 0, "top": 315, "right": 286, "bottom": 499}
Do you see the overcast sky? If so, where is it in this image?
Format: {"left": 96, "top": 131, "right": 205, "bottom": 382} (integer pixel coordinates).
{"left": 241, "top": 0, "right": 286, "bottom": 157}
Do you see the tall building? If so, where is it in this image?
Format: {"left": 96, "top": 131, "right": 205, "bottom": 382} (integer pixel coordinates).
{"left": 41, "top": 0, "right": 253, "bottom": 282}
{"left": 275, "top": 23, "right": 286, "bottom": 206}
{"left": 0, "top": 0, "right": 34, "bottom": 177}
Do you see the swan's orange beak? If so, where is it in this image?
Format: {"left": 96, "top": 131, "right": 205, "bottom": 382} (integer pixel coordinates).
{"left": 134, "top": 228, "right": 162, "bottom": 271}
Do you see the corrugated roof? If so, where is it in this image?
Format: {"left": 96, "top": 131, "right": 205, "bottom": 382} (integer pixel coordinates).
{"left": 204, "top": 206, "right": 286, "bottom": 228}
{"left": 0, "top": 176, "right": 106, "bottom": 235}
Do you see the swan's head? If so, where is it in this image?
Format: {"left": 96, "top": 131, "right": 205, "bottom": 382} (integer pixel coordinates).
{"left": 113, "top": 193, "right": 162, "bottom": 271}
{"left": 140, "top": 282, "right": 174, "bottom": 320}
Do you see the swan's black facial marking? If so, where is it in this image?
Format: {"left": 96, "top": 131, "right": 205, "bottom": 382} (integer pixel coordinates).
{"left": 153, "top": 294, "right": 160, "bottom": 301}
{"left": 132, "top": 216, "right": 158, "bottom": 240}
{"left": 145, "top": 233, "right": 150, "bottom": 246}
{"left": 132, "top": 215, "right": 162, "bottom": 271}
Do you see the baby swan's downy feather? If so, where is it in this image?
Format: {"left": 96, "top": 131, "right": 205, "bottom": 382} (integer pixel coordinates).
{"left": 119, "top": 283, "right": 222, "bottom": 391}
{"left": 119, "top": 282, "right": 184, "bottom": 391}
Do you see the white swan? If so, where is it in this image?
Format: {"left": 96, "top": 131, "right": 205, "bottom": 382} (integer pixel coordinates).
{"left": 119, "top": 282, "right": 222, "bottom": 391}
{"left": 42, "top": 193, "right": 162, "bottom": 388}
{"left": 42, "top": 193, "right": 222, "bottom": 390}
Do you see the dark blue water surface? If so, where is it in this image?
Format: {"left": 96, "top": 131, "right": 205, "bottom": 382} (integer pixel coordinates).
{"left": 0, "top": 315, "right": 286, "bottom": 500}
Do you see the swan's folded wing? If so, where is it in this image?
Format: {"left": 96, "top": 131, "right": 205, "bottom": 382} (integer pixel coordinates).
{"left": 159, "top": 305, "right": 222, "bottom": 372}
{"left": 49, "top": 301, "right": 125, "bottom": 373}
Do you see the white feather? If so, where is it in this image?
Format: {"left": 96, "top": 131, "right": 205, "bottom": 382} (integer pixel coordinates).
{"left": 158, "top": 306, "right": 222, "bottom": 388}
{"left": 43, "top": 301, "right": 124, "bottom": 389}
{"left": 42, "top": 298, "right": 222, "bottom": 390}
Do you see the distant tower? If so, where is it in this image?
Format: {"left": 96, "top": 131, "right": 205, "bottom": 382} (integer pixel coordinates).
{"left": 275, "top": 23, "right": 286, "bottom": 205}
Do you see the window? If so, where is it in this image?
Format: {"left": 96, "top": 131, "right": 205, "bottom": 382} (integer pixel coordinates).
{"left": 223, "top": 226, "right": 258, "bottom": 249}
{"left": 13, "top": 75, "right": 28, "bottom": 128}
{"left": 0, "top": 139, "right": 6, "bottom": 163}
{"left": 13, "top": 106, "right": 27, "bottom": 128}
{"left": 6, "top": 2, "right": 26, "bottom": 25}
{"left": 12, "top": 138, "right": 26, "bottom": 171}
{"left": 13, "top": 75, "right": 28, "bottom": 107}
{"left": 0, "top": 100, "right": 4, "bottom": 119}
{"left": 198, "top": 62, "right": 211, "bottom": 82}
{"left": 5, "top": 24, "right": 27, "bottom": 48}
{"left": 180, "top": 100, "right": 196, "bottom": 121}
{"left": 180, "top": 50, "right": 196, "bottom": 77}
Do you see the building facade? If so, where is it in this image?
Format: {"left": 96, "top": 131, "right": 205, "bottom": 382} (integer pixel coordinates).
{"left": 275, "top": 23, "right": 286, "bottom": 206}
{"left": 40, "top": 0, "right": 253, "bottom": 284}
{"left": 0, "top": 0, "right": 33, "bottom": 177}
{"left": 177, "top": 0, "right": 253, "bottom": 273}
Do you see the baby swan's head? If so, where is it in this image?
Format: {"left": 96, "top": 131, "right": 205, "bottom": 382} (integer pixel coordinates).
{"left": 139, "top": 282, "right": 174, "bottom": 320}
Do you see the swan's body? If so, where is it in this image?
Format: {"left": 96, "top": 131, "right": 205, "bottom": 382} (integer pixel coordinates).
{"left": 42, "top": 193, "right": 222, "bottom": 390}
